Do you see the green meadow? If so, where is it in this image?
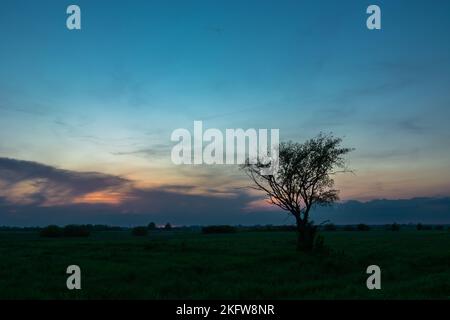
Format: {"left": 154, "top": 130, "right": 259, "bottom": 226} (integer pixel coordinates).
{"left": 0, "top": 229, "right": 449, "bottom": 299}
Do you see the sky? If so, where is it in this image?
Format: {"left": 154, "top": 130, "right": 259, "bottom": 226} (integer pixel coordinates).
{"left": 1, "top": 0, "right": 450, "bottom": 225}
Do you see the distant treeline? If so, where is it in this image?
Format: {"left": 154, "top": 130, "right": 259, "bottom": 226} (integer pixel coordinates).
{"left": 321, "top": 223, "right": 449, "bottom": 232}
{"left": 1, "top": 223, "right": 448, "bottom": 238}
{"left": 202, "top": 225, "right": 237, "bottom": 234}
{"left": 40, "top": 225, "right": 90, "bottom": 238}
{"left": 0, "top": 224, "right": 122, "bottom": 232}
{"left": 40, "top": 224, "right": 127, "bottom": 237}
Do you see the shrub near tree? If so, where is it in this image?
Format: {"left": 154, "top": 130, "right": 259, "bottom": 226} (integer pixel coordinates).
{"left": 164, "top": 223, "right": 172, "bottom": 230}
{"left": 147, "top": 222, "right": 156, "bottom": 230}
{"left": 388, "top": 223, "right": 400, "bottom": 231}
{"left": 416, "top": 223, "right": 432, "bottom": 231}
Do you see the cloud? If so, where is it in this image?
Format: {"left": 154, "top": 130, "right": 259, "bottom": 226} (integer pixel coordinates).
{"left": 396, "top": 118, "right": 426, "bottom": 135}
{"left": 355, "top": 147, "right": 421, "bottom": 161}
{"left": 0, "top": 157, "right": 269, "bottom": 225}
{"left": 0, "top": 158, "right": 131, "bottom": 206}
{"left": 111, "top": 144, "right": 171, "bottom": 158}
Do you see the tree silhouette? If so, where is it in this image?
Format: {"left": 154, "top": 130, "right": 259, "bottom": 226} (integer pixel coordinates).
{"left": 242, "top": 133, "right": 353, "bottom": 251}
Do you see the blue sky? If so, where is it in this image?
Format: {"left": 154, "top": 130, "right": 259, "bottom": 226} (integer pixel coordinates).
{"left": 1, "top": 0, "right": 450, "bottom": 224}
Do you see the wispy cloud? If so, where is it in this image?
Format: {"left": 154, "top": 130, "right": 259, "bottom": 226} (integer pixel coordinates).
{"left": 0, "top": 158, "right": 131, "bottom": 206}
{"left": 111, "top": 144, "right": 171, "bottom": 158}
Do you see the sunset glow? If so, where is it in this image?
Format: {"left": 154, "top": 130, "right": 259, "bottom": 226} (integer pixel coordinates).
{"left": 72, "top": 191, "right": 127, "bottom": 205}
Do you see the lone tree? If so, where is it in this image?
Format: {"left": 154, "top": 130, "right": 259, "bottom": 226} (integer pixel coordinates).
{"left": 242, "top": 133, "right": 352, "bottom": 252}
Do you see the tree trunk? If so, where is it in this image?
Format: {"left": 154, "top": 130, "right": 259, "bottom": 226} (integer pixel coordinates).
{"left": 295, "top": 217, "right": 316, "bottom": 252}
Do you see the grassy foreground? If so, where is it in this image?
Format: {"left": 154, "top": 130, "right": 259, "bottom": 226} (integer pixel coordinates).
{"left": 0, "top": 230, "right": 449, "bottom": 299}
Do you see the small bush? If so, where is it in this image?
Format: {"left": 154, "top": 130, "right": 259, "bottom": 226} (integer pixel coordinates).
{"left": 323, "top": 223, "right": 337, "bottom": 232}
{"left": 417, "top": 223, "right": 432, "bottom": 231}
{"left": 164, "top": 223, "right": 172, "bottom": 230}
{"left": 132, "top": 226, "right": 148, "bottom": 236}
{"left": 63, "top": 225, "right": 90, "bottom": 237}
{"left": 388, "top": 223, "right": 400, "bottom": 231}
{"left": 357, "top": 224, "right": 370, "bottom": 231}
{"left": 40, "top": 225, "right": 63, "bottom": 238}
{"left": 147, "top": 222, "right": 156, "bottom": 230}
{"left": 434, "top": 225, "right": 444, "bottom": 231}
{"left": 314, "top": 234, "right": 325, "bottom": 251}
{"left": 202, "top": 225, "right": 237, "bottom": 234}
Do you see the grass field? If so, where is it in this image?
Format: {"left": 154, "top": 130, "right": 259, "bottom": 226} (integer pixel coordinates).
{"left": 0, "top": 229, "right": 449, "bottom": 299}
